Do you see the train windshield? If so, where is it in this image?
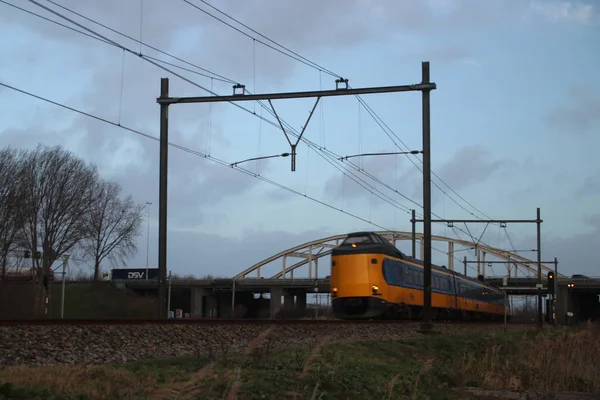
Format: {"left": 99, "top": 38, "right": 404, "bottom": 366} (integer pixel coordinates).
{"left": 341, "top": 234, "right": 383, "bottom": 245}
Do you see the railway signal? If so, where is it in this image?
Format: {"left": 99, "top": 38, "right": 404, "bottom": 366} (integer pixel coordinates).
{"left": 547, "top": 272, "right": 555, "bottom": 295}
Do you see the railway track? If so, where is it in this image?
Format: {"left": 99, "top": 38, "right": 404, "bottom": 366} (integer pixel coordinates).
{"left": 0, "top": 318, "right": 534, "bottom": 326}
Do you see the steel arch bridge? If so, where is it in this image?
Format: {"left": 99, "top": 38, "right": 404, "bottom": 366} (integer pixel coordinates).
{"left": 233, "top": 231, "right": 565, "bottom": 281}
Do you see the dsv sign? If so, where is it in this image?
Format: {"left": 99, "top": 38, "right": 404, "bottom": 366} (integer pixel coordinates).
{"left": 110, "top": 268, "right": 158, "bottom": 280}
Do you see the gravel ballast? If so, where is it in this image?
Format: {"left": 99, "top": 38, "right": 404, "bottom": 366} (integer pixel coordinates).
{"left": 0, "top": 322, "right": 532, "bottom": 367}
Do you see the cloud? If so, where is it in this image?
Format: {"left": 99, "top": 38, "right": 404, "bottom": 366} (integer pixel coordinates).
{"left": 512, "top": 213, "right": 600, "bottom": 277}
{"left": 322, "top": 144, "right": 511, "bottom": 217}
{"left": 547, "top": 84, "right": 600, "bottom": 133}
{"left": 322, "top": 150, "right": 421, "bottom": 212}
{"left": 105, "top": 226, "right": 338, "bottom": 279}
{"left": 529, "top": 1, "right": 598, "bottom": 24}
{"left": 0, "top": 0, "right": 551, "bottom": 86}
{"left": 410, "top": 45, "right": 482, "bottom": 67}
{"left": 2, "top": 0, "right": 598, "bottom": 282}
{"left": 577, "top": 174, "right": 600, "bottom": 196}
{"left": 434, "top": 145, "right": 510, "bottom": 192}
{"left": 0, "top": 115, "right": 271, "bottom": 231}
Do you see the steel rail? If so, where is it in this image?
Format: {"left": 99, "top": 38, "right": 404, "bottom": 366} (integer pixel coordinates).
{"left": 0, "top": 318, "right": 535, "bottom": 327}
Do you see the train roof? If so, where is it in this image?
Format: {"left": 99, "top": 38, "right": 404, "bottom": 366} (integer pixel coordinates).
{"left": 333, "top": 231, "right": 501, "bottom": 291}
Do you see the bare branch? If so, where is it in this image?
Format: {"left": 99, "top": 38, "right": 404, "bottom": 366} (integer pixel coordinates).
{"left": 0, "top": 147, "right": 27, "bottom": 280}
{"left": 16, "top": 144, "right": 99, "bottom": 313}
{"left": 80, "top": 179, "right": 144, "bottom": 281}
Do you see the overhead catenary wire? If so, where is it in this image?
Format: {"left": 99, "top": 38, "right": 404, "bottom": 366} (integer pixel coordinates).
{"left": 24, "top": 0, "right": 488, "bottom": 225}
{"left": 14, "top": 0, "right": 420, "bottom": 215}
{"left": 179, "top": 0, "right": 497, "bottom": 224}
{"left": 0, "top": 80, "right": 459, "bottom": 261}
{"left": 5, "top": 0, "right": 497, "bottom": 259}
{"left": 181, "top": 0, "right": 341, "bottom": 79}
{"left": 179, "top": 0, "right": 520, "bottom": 249}
{"left": 13, "top": 0, "right": 488, "bottom": 227}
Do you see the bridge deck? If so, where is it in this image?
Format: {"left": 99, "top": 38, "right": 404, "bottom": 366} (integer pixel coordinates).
{"left": 114, "top": 276, "right": 600, "bottom": 295}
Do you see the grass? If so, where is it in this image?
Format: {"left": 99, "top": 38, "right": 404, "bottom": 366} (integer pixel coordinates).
{"left": 0, "top": 323, "right": 598, "bottom": 399}
{"left": 46, "top": 283, "right": 157, "bottom": 319}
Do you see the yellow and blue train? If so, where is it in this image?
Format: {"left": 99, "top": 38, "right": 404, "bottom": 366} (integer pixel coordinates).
{"left": 330, "top": 232, "right": 506, "bottom": 320}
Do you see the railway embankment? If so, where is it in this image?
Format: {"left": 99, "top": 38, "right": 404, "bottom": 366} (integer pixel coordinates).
{"left": 0, "top": 322, "right": 597, "bottom": 399}
{"left": 0, "top": 321, "right": 529, "bottom": 367}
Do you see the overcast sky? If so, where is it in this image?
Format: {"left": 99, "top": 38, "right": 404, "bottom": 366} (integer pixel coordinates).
{"left": 1, "top": 0, "right": 599, "bottom": 280}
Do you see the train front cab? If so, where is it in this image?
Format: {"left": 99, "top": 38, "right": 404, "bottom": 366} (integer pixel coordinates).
{"left": 330, "top": 233, "right": 393, "bottom": 319}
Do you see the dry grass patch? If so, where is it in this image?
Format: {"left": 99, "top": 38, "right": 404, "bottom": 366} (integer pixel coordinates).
{"left": 0, "top": 363, "right": 180, "bottom": 399}
{"left": 423, "top": 323, "right": 600, "bottom": 395}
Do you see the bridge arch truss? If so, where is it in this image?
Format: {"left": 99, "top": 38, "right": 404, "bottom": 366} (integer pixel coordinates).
{"left": 233, "top": 231, "right": 565, "bottom": 281}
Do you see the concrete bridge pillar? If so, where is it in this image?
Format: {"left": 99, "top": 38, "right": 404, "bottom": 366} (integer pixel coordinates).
{"left": 190, "top": 288, "right": 205, "bottom": 318}
{"left": 284, "top": 293, "right": 294, "bottom": 309}
{"left": 270, "top": 287, "right": 283, "bottom": 318}
{"left": 190, "top": 288, "right": 218, "bottom": 318}
{"left": 555, "top": 285, "right": 572, "bottom": 325}
{"left": 482, "top": 251, "right": 487, "bottom": 277}
{"left": 296, "top": 291, "right": 307, "bottom": 310}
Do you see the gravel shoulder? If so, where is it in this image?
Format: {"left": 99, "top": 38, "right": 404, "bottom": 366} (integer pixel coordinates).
{"left": 0, "top": 321, "right": 527, "bottom": 366}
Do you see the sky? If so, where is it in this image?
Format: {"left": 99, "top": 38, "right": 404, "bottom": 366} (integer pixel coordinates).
{"left": 0, "top": 0, "right": 599, "bottom": 281}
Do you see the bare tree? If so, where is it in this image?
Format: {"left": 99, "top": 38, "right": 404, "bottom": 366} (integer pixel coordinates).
{"left": 81, "top": 179, "right": 144, "bottom": 281}
{"left": 18, "top": 144, "right": 99, "bottom": 314}
{"left": 0, "top": 148, "right": 26, "bottom": 280}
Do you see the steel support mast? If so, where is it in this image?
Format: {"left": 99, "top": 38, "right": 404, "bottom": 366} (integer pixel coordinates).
{"left": 420, "top": 62, "right": 433, "bottom": 332}
{"left": 157, "top": 62, "right": 436, "bottom": 319}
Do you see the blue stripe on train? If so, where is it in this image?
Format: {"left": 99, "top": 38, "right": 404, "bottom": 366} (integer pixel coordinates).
{"left": 381, "top": 257, "right": 503, "bottom": 305}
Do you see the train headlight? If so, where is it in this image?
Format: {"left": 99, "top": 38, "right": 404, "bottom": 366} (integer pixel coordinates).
{"left": 372, "top": 285, "right": 379, "bottom": 294}
{"left": 332, "top": 287, "right": 338, "bottom": 292}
